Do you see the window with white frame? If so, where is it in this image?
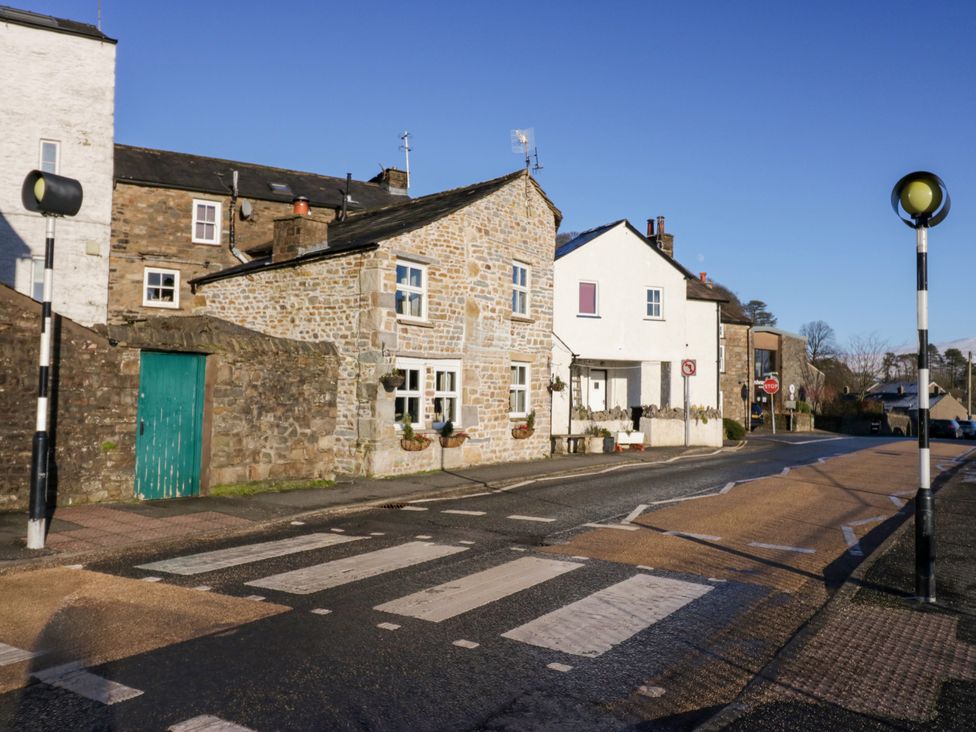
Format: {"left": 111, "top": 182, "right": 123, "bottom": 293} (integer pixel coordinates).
{"left": 509, "top": 362, "right": 530, "bottom": 416}
{"left": 645, "top": 287, "right": 663, "bottom": 319}
{"left": 30, "top": 257, "right": 45, "bottom": 301}
{"left": 512, "top": 261, "right": 530, "bottom": 316}
{"left": 394, "top": 363, "right": 424, "bottom": 428}
{"left": 395, "top": 260, "right": 427, "bottom": 320}
{"left": 143, "top": 267, "right": 180, "bottom": 308}
{"left": 39, "top": 140, "right": 59, "bottom": 174}
{"left": 720, "top": 344, "right": 726, "bottom": 373}
{"left": 192, "top": 199, "right": 221, "bottom": 244}
{"left": 433, "top": 366, "right": 461, "bottom": 427}
{"left": 578, "top": 281, "right": 598, "bottom": 316}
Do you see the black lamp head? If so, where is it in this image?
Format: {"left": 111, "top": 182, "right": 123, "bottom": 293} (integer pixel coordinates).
{"left": 22, "top": 170, "right": 83, "bottom": 217}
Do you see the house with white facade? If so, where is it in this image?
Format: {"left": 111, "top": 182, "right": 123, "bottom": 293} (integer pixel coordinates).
{"left": 0, "top": 6, "right": 116, "bottom": 326}
{"left": 550, "top": 218, "right": 726, "bottom": 443}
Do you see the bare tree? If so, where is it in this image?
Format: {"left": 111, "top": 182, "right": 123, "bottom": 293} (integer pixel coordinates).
{"left": 844, "top": 332, "right": 890, "bottom": 399}
{"left": 799, "top": 320, "right": 837, "bottom": 364}
{"left": 555, "top": 231, "right": 580, "bottom": 247}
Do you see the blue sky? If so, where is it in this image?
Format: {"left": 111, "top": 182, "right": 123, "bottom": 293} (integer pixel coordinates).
{"left": 19, "top": 1, "right": 976, "bottom": 349}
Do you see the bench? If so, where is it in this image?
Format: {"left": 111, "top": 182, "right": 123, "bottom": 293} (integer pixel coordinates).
{"left": 551, "top": 434, "right": 586, "bottom": 454}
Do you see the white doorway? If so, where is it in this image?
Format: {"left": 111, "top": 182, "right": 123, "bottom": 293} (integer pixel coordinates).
{"left": 589, "top": 369, "right": 607, "bottom": 411}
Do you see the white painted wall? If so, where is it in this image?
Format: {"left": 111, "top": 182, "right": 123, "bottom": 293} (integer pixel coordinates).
{"left": 551, "top": 222, "right": 720, "bottom": 432}
{"left": 0, "top": 21, "right": 116, "bottom": 325}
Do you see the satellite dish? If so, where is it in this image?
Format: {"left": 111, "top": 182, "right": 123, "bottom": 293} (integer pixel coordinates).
{"left": 240, "top": 200, "right": 253, "bottom": 220}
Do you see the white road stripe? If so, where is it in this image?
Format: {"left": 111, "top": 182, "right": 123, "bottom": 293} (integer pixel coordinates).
{"left": 377, "top": 623, "right": 401, "bottom": 631}
{"left": 415, "top": 535, "right": 433, "bottom": 540}
{"left": 375, "top": 557, "right": 583, "bottom": 622}
{"left": 168, "top": 714, "right": 256, "bottom": 732}
{"left": 663, "top": 531, "right": 721, "bottom": 542}
{"left": 547, "top": 663, "right": 573, "bottom": 672}
{"left": 842, "top": 526, "right": 863, "bottom": 556}
{"left": 502, "top": 574, "right": 712, "bottom": 658}
{"left": 459, "top": 540, "right": 476, "bottom": 545}
{"left": 507, "top": 515, "right": 556, "bottom": 523}
{"left": 849, "top": 516, "right": 885, "bottom": 527}
{"left": 719, "top": 482, "right": 736, "bottom": 494}
{"left": 401, "top": 506, "right": 428, "bottom": 511}
{"left": 329, "top": 528, "right": 345, "bottom": 533}
{"left": 441, "top": 510, "right": 487, "bottom": 516}
{"left": 0, "top": 642, "right": 40, "bottom": 666}
{"left": 453, "top": 639, "right": 479, "bottom": 649}
{"left": 136, "top": 533, "right": 365, "bottom": 576}
{"left": 583, "top": 523, "right": 639, "bottom": 531}
{"left": 748, "top": 542, "right": 816, "bottom": 554}
{"left": 890, "top": 496, "right": 907, "bottom": 508}
{"left": 141, "top": 576, "right": 162, "bottom": 582}
{"left": 34, "top": 662, "right": 143, "bottom": 705}
{"left": 622, "top": 504, "right": 649, "bottom": 524}
{"left": 310, "top": 608, "right": 332, "bottom": 615}
{"left": 246, "top": 542, "right": 468, "bottom": 595}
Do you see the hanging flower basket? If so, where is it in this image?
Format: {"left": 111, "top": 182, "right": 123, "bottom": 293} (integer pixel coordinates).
{"left": 548, "top": 376, "right": 566, "bottom": 393}
{"left": 511, "top": 426, "right": 534, "bottom": 439}
{"left": 439, "top": 434, "right": 468, "bottom": 448}
{"left": 400, "top": 435, "right": 432, "bottom": 451}
{"left": 380, "top": 371, "right": 405, "bottom": 391}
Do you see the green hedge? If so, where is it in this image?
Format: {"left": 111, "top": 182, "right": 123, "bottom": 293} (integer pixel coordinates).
{"left": 723, "top": 418, "right": 746, "bottom": 440}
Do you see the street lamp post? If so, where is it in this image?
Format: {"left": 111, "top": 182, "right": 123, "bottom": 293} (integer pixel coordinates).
{"left": 891, "top": 171, "right": 950, "bottom": 603}
{"left": 21, "top": 170, "right": 83, "bottom": 550}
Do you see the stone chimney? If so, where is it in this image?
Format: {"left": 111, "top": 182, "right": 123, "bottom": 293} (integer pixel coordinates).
{"left": 272, "top": 213, "right": 329, "bottom": 263}
{"left": 369, "top": 167, "right": 409, "bottom": 196}
{"left": 653, "top": 215, "right": 674, "bottom": 258}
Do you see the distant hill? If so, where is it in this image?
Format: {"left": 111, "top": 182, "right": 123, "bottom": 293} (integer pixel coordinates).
{"left": 895, "top": 336, "right": 976, "bottom": 355}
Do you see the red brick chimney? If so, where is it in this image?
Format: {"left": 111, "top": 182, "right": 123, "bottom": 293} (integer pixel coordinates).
{"left": 646, "top": 218, "right": 655, "bottom": 237}
{"left": 272, "top": 213, "right": 329, "bottom": 263}
{"left": 369, "top": 168, "right": 409, "bottom": 196}
{"left": 699, "top": 272, "right": 707, "bottom": 282}
{"left": 652, "top": 215, "right": 674, "bottom": 258}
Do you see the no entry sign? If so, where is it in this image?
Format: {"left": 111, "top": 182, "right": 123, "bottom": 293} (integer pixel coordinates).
{"left": 762, "top": 376, "right": 780, "bottom": 395}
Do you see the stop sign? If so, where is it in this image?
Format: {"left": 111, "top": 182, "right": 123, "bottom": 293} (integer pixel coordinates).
{"left": 762, "top": 376, "right": 780, "bottom": 395}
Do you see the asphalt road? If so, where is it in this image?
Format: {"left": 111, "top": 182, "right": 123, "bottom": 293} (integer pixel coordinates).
{"left": 0, "top": 434, "right": 906, "bottom": 731}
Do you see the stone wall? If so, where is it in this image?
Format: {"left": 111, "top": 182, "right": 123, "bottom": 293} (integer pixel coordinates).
{"left": 195, "top": 174, "right": 557, "bottom": 477}
{"left": 1, "top": 284, "right": 339, "bottom": 508}
{"left": 720, "top": 321, "right": 752, "bottom": 428}
{"left": 109, "top": 183, "right": 337, "bottom": 323}
{"left": 0, "top": 284, "right": 138, "bottom": 509}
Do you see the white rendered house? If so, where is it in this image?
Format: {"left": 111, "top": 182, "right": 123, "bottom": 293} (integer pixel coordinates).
{"left": 0, "top": 7, "right": 116, "bottom": 326}
{"left": 551, "top": 218, "right": 725, "bottom": 434}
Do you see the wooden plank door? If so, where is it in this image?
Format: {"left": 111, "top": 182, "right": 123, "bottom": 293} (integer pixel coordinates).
{"left": 134, "top": 351, "right": 205, "bottom": 500}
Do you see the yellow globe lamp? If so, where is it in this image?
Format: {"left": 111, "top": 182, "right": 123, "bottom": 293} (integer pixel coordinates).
{"left": 891, "top": 171, "right": 950, "bottom": 228}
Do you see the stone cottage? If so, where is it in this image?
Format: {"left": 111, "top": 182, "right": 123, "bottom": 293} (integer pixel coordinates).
{"left": 110, "top": 144, "right": 406, "bottom": 324}
{"left": 191, "top": 169, "right": 561, "bottom": 477}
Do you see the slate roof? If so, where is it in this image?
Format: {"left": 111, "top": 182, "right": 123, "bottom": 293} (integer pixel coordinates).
{"left": 555, "top": 219, "right": 728, "bottom": 304}
{"left": 114, "top": 145, "right": 403, "bottom": 211}
{"left": 0, "top": 5, "right": 115, "bottom": 42}
{"left": 191, "top": 170, "right": 561, "bottom": 287}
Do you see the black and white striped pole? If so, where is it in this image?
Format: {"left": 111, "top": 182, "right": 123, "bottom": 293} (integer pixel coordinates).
{"left": 891, "top": 171, "right": 950, "bottom": 603}
{"left": 21, "top": 171, "right": 83, "bottom": 550}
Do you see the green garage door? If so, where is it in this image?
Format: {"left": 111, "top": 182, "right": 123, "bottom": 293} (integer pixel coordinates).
{"left": 135, "top": 351, "right": 206, "bottom": 500}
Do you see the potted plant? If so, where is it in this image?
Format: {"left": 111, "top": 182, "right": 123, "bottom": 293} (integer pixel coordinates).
{"left": 547, "top": 375, "right": 566, "bottom": 393}
{"left": 584, "top": 425, "right": 605, "bottom": 454}
{"left": 399, "top": 421, "right": 431, "bottom": 451}
{"left": 380, "top": 368, "right": 405, "bottom": 391}
{"left": 438, "top": 420, "right": 468, "bottom": 448}
{"left": 512, "top": 410, "right": 536, "bottom": 439}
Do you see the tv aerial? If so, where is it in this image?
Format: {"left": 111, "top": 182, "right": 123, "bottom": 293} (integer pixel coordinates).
{"left": 511, "top": 128, "right": 543, "bottom": 175}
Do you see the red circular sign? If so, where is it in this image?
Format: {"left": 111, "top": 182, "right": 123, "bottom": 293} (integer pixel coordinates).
{"left": 762, "top": 377, "right": 780, "bottom": 395}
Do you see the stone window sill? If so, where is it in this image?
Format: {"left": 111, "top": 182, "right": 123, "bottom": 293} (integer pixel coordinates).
{"left": 397, "top": 318, "right": 435, "bottom": 329}
{"left": 509, "top": 314, "right": 536, "bottom": 324}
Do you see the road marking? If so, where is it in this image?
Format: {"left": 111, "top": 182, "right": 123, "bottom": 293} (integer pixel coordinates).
{"left": 583, "top": 523, "right": 639, "bottom": 531}
{"left": 136, "top": 533, "right": 366, "bottom": 576}
{"left": 244, "top": 595, "right": 265, "bottom": 602}
{"left": 377, "top": 622, "right": 401, "bottom": 631}
{"left": 141, "top": 576, "right": 162, "bottom": 582}
{"left": 375, "top": 557, "right": 583, "bottom": 622}
{"left": 401, "top": 506, "right": 428, "bottom": 512}
{"left": 572, "top": 556, "right": 590, "bottom": 561}
{"left": 842, "top": 526, "right": 863, "bottom": 556}
{"left": 766, "top": 436, "right": 844, "bottom": 445}
{"left": 0, "top": 642, "right": 40, "bottom": 666}
{"left": 507, "top": 515, "right": 556, "bottom": 523}
{"left": 638, "top": 685, "right": 666, "bottom": 698}
{"left": 369, "top": 532, "right": 386, "bottom": 536}
{"left": 663, "top": 531, "right": 721, "bottom": 542}
{"left": 890, "top": 496, "right": 907, "bottom": 508}
{"left": 622, "top": 504, "right": 650, "bottom": 524}
{"left": 290, "top": 521, "right": 305, "bottom": 526}
{"left": 637, "top": 565, "right": 654, "bottom": 571}
{"left": 330, "top": 528, "right": 345, "bottom": 533}
{"left": 453, "top": 639, "right": 479, "bottom": 649}
{"left": 849, "top": 516, "right": 885, "bottom": 527}
{"left": 459, "top": 540, "right": 476, "bottom": 545}
{"left": 246, "top": 541, "right": 469, "bottom": 595}
{"left": 547, "top": 663, "right": 573, "bottom": 672}
{"left": 64, "top": 564, "right": 84, "bottom": 570}
{"left": 719, "top": 482, "right": 736, "bottom": 494}
{"left": 310, "top": 608, "right": 332, "bottom": 615}
{"left": 501, "top": 574, "right": 712, "bottom": 657}
{"left": 34, "top": 662, "right": 143, "bottom": 705}
{"left": 169, "top": 714, "right": 256, "bottom": 731}
{"left": 442, "top": 510, "right": 487, "bottom": 516}
{"left": 415, "top": 535, "right": 433, "bottom": 540}
{"left": 748, "top": 542, "right": 816, "bottom": 554}
{"left": 707, "top": 577, "right": 727, "bottom": 582}
{"left": 192, "top": 585, "right": 211, "bottom": 592}
{"left": 780, "top": 467, "right": 791, "bottom": 476}
{"left": 510, "top": 547, "right": 527, "bottom": 552}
